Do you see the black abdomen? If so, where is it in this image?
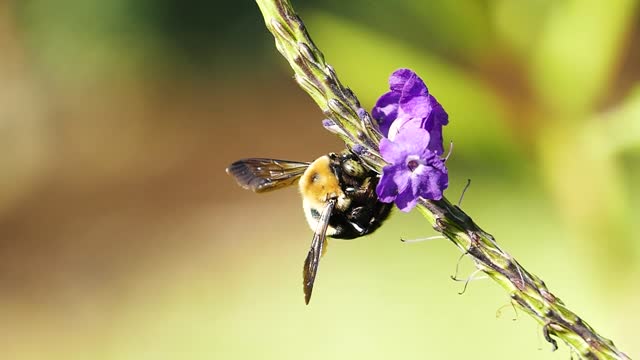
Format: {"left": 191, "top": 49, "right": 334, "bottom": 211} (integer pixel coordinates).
{"left": 330, "top": 201, "right": 393, "bottom": 239}
{"left": 325, "top": 150, "right": 393, "bottom": 239}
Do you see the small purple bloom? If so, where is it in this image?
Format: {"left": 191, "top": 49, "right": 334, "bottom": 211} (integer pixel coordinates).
{"left": 372, "top": 69, "right": 448, "bottom": 155}
{"left": 376, "top": 128, "right": 448, "bottom": 212}
{"left": 351, "top": 143, "right": 367, "bottom": 156}
{"left": 322, "top": 118, "right": 348, "bottom": 137}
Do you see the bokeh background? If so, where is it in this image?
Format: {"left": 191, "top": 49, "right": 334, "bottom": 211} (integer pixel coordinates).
{"left": 1, "top": 0, "right": 639, "bottom": 359}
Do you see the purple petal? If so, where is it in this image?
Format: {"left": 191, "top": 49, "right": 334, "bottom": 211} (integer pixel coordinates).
{"left": 376, "top": 165, "right": 400, "bottom": 203}
{"left": 392, "top": 167, "right": 411, "bottom": 194}
{"left": 389, "top": 69, "right": 428, "bottom": 98}
{"left": 387, "top": 115, "right": 425, "bottom": 141}
{"left": 400, "top": 95, "right": 432, "bottom": 119}
{"left": 422, "top": 95, "right": 449, "bottom": 154}
{"left": 410, "top": 164, "right": 430, "bottom": 195}
{"left": 388, "top": 69, "right": 414, "bottom": 91}
{"left": 417, "top": 158, "right": 449, "bottom": 200}
{"left": 372, "top": 91, "right": 400, "bottom": 136}
{"left": 392, "top": 128, "right": 430, "bottom": 156}
{"left": 399, "top": 76, "right": 429, "bottom": 104}
{"left": 420, "top": 173, "right": 446, "bottom": 200}
{"left": 427, "top": 95, "right": 449, "bottom": 126}
{"left": 379, "top": 137, "right": 407, "bottom": 165}
{"left": 394, "top": 184, "right": 419, "bottom": 212}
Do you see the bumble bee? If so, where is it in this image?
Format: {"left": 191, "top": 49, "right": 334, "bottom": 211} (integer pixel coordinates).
{"left": 226, "top": 150, "right": 392, "bottom": 304}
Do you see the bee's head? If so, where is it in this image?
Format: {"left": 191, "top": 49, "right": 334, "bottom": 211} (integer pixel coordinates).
{"left": 341, "top": 157, "right": 367, "bottom": 178}
{"left": 334, "top": 151, "right": 367, "bottom": 179}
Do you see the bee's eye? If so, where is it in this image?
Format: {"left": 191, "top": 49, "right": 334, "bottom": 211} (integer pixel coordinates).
{"left": 343, "top": 159, "right": 365, "bottom": 178}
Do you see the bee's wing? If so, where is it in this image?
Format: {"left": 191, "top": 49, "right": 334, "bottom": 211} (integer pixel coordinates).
{"left": 303, "top": 198, "right": 336, "bottom": 305}
{"left": 226, "top": 158, "right": 310, "bottom": 193}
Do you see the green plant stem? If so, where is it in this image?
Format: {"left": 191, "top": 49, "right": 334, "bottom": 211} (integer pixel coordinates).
{"left": 254, "top": 0, "right": 630, "bottom": 358}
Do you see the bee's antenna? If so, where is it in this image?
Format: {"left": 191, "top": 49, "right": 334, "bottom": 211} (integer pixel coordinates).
{"left": 457, "top": 179, "right": 471, "bottom": 207}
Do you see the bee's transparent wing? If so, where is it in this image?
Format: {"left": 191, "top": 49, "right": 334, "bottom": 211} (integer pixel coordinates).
{"left": 303, "top": 198, "right": 336, "bottom": 305}
{"left": 226, "top": 158, "right": 310, "bottom": 193}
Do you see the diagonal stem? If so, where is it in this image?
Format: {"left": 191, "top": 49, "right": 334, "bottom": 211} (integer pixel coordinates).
{"left": 255, "top": 0, "right": 385, "bottom": 170}
{"left": 254, "top": 0, "right": 630, "bottom": 358}
{"left": 416, "top": 198, "right": 628, "bottom": 359}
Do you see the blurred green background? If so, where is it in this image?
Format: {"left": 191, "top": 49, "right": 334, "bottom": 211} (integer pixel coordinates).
{"left": 1, "top": 0, "right": 639, "bottom": 359}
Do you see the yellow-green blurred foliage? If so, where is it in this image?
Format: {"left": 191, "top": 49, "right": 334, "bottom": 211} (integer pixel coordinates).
{"left": 1, "top": 0, "right": 639, "bottom": 359}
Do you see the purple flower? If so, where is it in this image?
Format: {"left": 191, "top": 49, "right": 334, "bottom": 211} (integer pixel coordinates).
{"left": 372, "top": 69, "right": 448, "bottom": 155}
{"left": 376, "top": 128, "right": 448, "bottom": 212}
